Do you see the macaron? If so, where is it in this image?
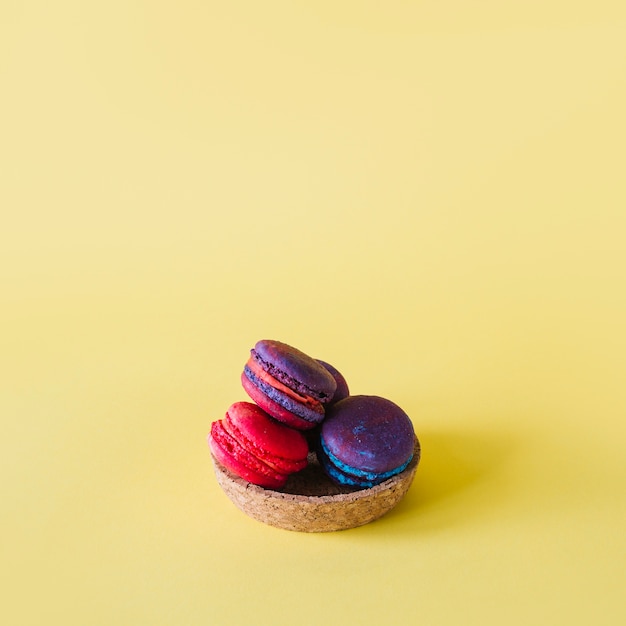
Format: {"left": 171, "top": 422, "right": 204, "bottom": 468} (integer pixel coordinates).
{"left": 241, "top": 340, "right": 337, "bottom": 430}
{"left": 208, "top": 401, "right": 309, "bottom": 489}
{"left": 301, "top": 360, "right": 350, "bottom": 450}
{"left": 316, "top": 360, "right": 350, "bottom": 405}
{"left": 318, "top": 395, "right": 416, "bottom": 488}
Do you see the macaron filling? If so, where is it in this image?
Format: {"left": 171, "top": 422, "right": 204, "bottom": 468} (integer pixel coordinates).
{"left": 245, "top": 357, "right": 324, "bottom": 412}
{"left": 318, "top": 438, "right": 413, "bottom": 486}
{"left": 243, "top": 366, "right": 325, "bottom": 424}
{"left": 317, "top": 446, "right": 378, "bottom": 488}
{"left": 241, "top": 373, "right": 320, "bottom": 430}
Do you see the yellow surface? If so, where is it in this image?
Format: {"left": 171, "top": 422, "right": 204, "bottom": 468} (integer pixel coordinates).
{"left": 2, "top": 2, "right": 625, "bottom": 625}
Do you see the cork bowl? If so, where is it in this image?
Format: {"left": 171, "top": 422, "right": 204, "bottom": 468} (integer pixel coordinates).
{"left": 210, "top": 438, "right": 420, "bottom": 532}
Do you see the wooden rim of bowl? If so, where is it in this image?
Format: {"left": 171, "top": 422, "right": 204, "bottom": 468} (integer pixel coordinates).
{"left": 210, "top": 437, "right": 420, "bottom": 532}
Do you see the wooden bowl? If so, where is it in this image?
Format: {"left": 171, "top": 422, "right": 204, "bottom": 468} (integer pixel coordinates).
{"left": 210, "top": 438, "right": 420, "bottom": 532}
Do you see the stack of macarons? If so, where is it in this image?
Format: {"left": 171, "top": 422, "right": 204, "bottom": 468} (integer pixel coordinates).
{"left": 208, "top": 339, "right": 416, "bottom": 490}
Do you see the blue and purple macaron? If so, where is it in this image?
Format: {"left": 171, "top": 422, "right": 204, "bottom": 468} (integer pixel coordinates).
{"left": 318, "top": 395, "right": 416, "bottom": 488}
{"left": 241, "top": 340, "right": 339, "bottom": 430}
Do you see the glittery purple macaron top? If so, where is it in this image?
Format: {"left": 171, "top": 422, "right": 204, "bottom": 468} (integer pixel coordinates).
{"left": 321, "top": 395, "right": 415, "bottom": 475}
{"left": 253, "top": 340, "right": 337, "bottom": 403}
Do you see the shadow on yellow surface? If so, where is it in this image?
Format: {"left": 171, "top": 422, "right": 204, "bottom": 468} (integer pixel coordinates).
{"left": 377, "top": 427, "right": 516, "bottom": 532}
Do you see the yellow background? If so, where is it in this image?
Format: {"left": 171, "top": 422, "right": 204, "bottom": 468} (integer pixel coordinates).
{"left": 2, "top": 2, "right": 625, "bottom": 625}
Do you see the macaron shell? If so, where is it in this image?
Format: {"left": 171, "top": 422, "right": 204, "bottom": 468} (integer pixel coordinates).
{"left": 226, "top": 402, "right": 309, "bottom": 461}
{"left": 208, "top": 422, "right": 288, "bottom": 489}
{"left": 316, "top": 360, "right": 350, "bottom": 405}
{"left": 316, "top": 443, "right": 374, "bottom": 488}
{"left": 253, "top": 340, "right": 337, "bottom": 402}
{"left": 222, "top": 418, "right": 307, "bottom": 475}
{"left": 241, "top": 371, "right": 322, "bottom": 430}
{"left": 224, "top": 402, "right": 308, "bottom": 474}
{"left": 244, "top": 358, "right": 324, "bottom": 413}
{"left": 321, "top": 395, "right": 415, "bottom": 475}
{"left": 242, "top": 367, "right": 325, "bottom": 423}
{"left": 317, "top": 437, "right": 413, "bottom": 488}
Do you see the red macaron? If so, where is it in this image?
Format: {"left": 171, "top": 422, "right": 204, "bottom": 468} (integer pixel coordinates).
{"left": 208, "top": 401, "right": 309, "bottom": 489}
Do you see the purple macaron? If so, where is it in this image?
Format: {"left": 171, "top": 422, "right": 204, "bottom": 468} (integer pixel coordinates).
{"left": 316, "top": 359, "right": 350, "bottom": 405}
{"left": 241, "top": 340, "right": 338, "bottom": 430}
{"left": 318, "top": 395, "right": 416, "bottom": 488}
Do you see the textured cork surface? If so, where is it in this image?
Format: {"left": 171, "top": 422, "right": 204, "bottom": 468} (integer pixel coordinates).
{"left": 211, "top": 438, "right": 420, "bottom": 532}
